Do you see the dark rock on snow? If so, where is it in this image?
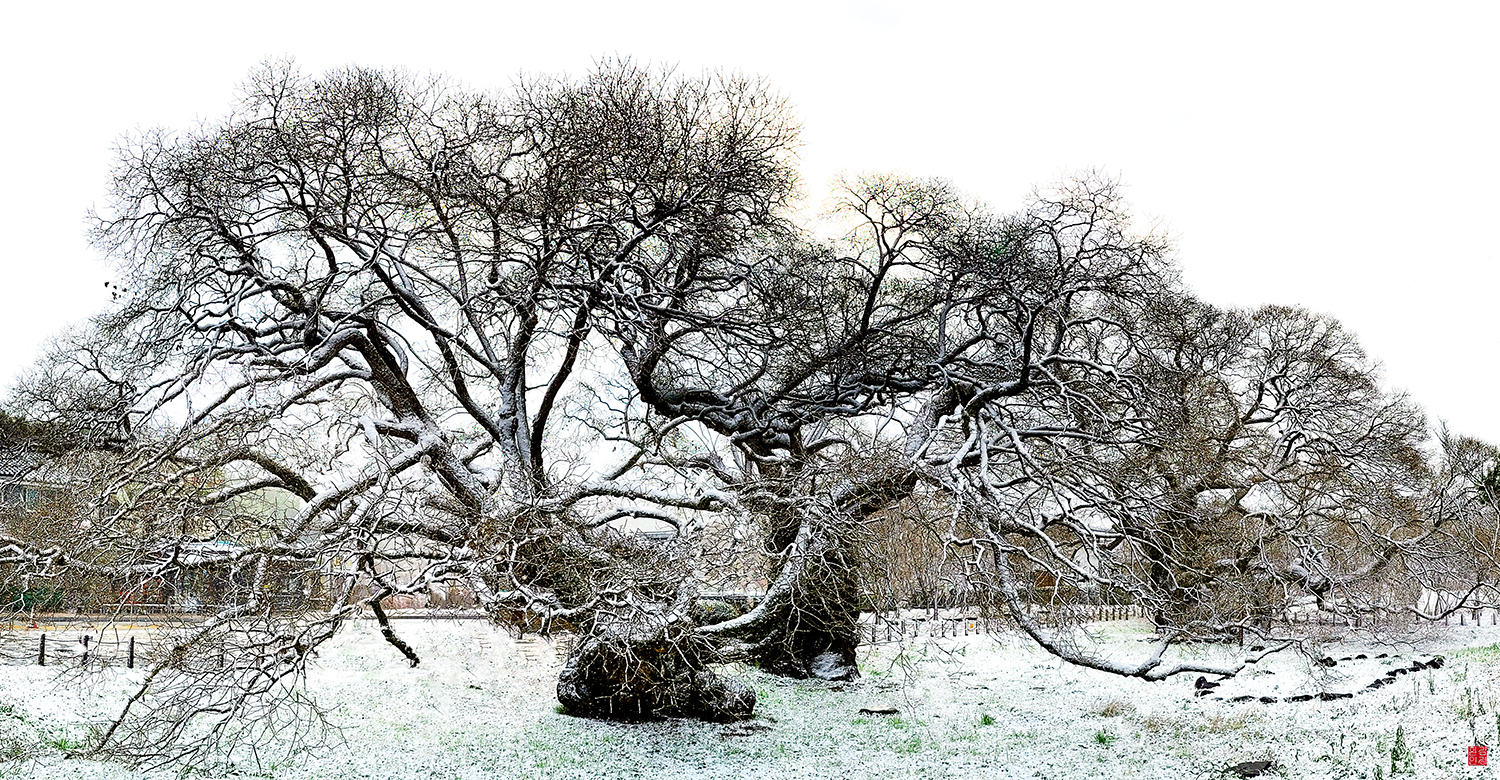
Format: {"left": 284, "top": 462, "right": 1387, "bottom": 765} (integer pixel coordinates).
{"left": 720, "top": 721, "right": 773, "bottom": 738}
{"left": 1230, "top": 759, "right": 1276, "bottom": 778}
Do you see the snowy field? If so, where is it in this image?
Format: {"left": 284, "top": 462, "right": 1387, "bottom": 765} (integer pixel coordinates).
{"left": 2, "top": 617, "right": 1498, "bottom": 779}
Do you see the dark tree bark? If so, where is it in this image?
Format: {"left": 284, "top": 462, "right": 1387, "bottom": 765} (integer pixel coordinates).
{"left": 745, "top": 509, "right": 863, "bottom": 680}
{"left": 557, "top": 611, "right": 754, "bottom": 721}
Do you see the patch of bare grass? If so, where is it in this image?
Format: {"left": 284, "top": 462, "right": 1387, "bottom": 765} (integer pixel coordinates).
{"left": 1203, "top": 709, "right": 1258, "bottom": 733}
{"left": 1140, "top": 713, "right": 1173, "bottom": 734}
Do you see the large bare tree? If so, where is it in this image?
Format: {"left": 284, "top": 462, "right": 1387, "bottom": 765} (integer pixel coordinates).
{"left": 3, "top": 61, "right": 1492, "bottom": 769}
{"left": 4, "top": 61, "right": 803, "bottom": 764}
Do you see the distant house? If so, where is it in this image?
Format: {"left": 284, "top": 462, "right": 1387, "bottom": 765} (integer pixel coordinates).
{"left": 0, "top": 443, "right": 100, "bottom": 542}
{"left": 628, "top": 519, "right": 770, "bottom": 605}
{"left": 0, "top": 444, "right": 315, "bottom": 613}
{"left": 0, "top": 445, "right": 49, "bottom": 507}
{"left": 0, "top": 444, "right": 97, "bottom": 611}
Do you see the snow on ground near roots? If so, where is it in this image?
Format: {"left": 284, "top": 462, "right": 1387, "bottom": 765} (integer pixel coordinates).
{"left": 2, "top": 617, "right": 1498, "bottom": 779}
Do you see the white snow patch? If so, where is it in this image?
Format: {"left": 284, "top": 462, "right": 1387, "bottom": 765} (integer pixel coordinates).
{"left": 0, "top": 617, "right": 1496, "bottom": 779}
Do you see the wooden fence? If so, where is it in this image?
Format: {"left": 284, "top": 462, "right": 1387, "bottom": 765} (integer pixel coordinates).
{"left": 1277, "top": 607, "right": 1500, "bottom": 629}
{"left": 8, "top": 604, "right": 1493, "bottom": 665}
{"left": 863, "top": 603, "right": 1147, "bottom": 643}
{"left": 856, "top": 602, "right": 1499, "bottom": 645}
{"left": 0, "top": 631, "right": 150, "bottom": 667}
{"left": 1439, "top": 608, "right": 1500, "bottom": 627}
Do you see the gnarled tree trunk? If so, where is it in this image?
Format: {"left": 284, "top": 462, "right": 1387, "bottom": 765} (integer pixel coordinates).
{"left": 556, "top": 588, "right": 755, "bottom": 722}
{"left": 746, "top": 509, "right": 863, "bottom": 681}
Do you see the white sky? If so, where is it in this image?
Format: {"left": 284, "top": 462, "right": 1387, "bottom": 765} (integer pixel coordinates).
{"left": 2, "top": 1, "right": 1496, "bottom": 442}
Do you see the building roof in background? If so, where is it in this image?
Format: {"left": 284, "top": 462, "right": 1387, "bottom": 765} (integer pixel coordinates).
{"left": 0, "top": 444, "right": 43, "bottom": 482}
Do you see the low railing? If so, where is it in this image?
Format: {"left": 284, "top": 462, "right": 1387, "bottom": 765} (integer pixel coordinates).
{"left": 0, "top": 631, "right": 150, "bottom": 667}
{"left": 861, "top": 603, "right": 1148, "bottom": 643}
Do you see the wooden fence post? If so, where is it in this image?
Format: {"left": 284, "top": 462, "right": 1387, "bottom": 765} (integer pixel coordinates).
{"left": 128, "top": 636, "right": 136, "bottom": 669}
{"left": 38, "top": 634, "right": 45, "bottom": 666}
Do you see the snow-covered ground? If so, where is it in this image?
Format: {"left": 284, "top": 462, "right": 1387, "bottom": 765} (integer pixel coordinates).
{"left": 2, "top": 617, "right": 1498, "bottom": 779}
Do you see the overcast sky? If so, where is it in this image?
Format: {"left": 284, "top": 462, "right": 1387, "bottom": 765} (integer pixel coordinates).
{"left": 3, "top": 1, "right": 1496, "bottom": 441}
